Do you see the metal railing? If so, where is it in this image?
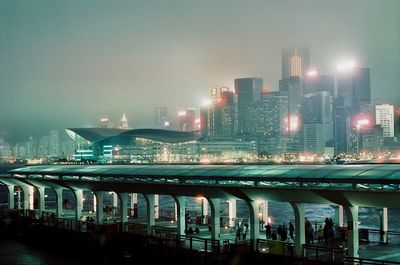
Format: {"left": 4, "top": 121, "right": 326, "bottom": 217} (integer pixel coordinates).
{"left": 256, "top": 238, "right": 295, "bottom": 256}
{"left": 344, "top": 257, "right": 400, "bottom": 265}
{"left": 303, "top": 244, "right": 348, "bottom": 263}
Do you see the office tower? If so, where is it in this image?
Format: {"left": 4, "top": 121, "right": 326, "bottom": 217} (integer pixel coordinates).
{"left": 38, "top": 136, "right": 50, "bottom": 157}
{"left": 234, "top": 77, "right": 263, "bottom": 136}
{"left": 279, "top": 76, "right": 304, "bottom": 152}
{"left": 210, "top": 85, "right": 229, "bottom": 103}
{"left": 154, "top": 107, "right": 169, "bottom": 129}
{"left": 207, "top": 90, "right": 235, "bottom": 138}
{"left": 375, "top": 104, "right": 394, "bottom": 138}
{"left": 49, "top": 130, "right": 60, "bottom": 157}
{"left": 258, "top": 91, "right": 289, "bottom": 154}
{"left": 304, "top": 74, "right": 335, "bottom": 95}
{"left": 337, "top": 67, "right": 371, "bottom": 112}
{"left": 119, "top": 113, "right": 129, "bottom": 129}
{"left": 303, "top": 91, "right": 333, "bottom": 154}
{"left": 333, "top": 98, "right": 351, "bottom": 154}
{"left": 100, "top": 117, "right": 114, "bottom": 128}
{"left": 178, "top": 107, "right": 196, "bottom": 132}
{"left": 282, "top": 47, "right": 310, "bottom": 79}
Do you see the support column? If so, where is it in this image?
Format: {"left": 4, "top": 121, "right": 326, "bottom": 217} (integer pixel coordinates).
{"left": 344, "top": 205, "right": 359, "bottom": 258}
{"left": 208, "top": 198, "right": 220, "bottom": 240}
{"left": 21, "top": 185, "right": 30, "bottom": 211}
{"left": 144, "top": 194, "right": 155, "bottom": 235}
{"left": 37, "top": 186, "right": 45, "bottom": 216}
{"left": 260, "top": 201, "right": 268, "bottom": 229}
{"left": 379, "top": 207, "right": 388, "bottom": 244}
{"left": 54, "top": 188, "right": 63, "bottom": 218}
{"left": 228, "top": 199, "right": 237, "bottom": 228}
{"left": 246, "top": 200, "right": 261, "bottom": 251}
{"left": 28, "top": 186, "right": 34, "bottom": 210}
{"left": 334, "top": 205, "right": 344, "bottom": 228}
{"left": 202, "top": 197, "right": 209, "bottom": 224}
{"left": 131, "top": 193, "right": 138, "bottom": 217}
{"left": 95, "top": 191, "right": 104, "bottom": 224}
{"left": 74, "top": 189, "right": 83, "bottom": 221}
{"left": 93, "top": 192, "right": 96, "bottom": 212}
{"left": 174, "top": 196, "right": 186, "bottom": 235}
{"left": 6, "top": 185, "right": 14, "bottom": 209}
{"left": 155, "top": 194, "right": 159, "bottom": 219}
{"left": 119, "top": 193, "right": 128, "bottom": 224}
{"left": 112, "top": 192, "right": 118, "bottom": 216}
{"left": 291, "top": 202, "right": 305, "bottom": 257}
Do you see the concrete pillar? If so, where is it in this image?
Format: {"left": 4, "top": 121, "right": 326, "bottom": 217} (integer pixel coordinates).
{"left": 37, "top": 186, "right": 45, "bottom": 216}
{"left": 28, "top": 186, "right": 34, "bottom": 210}
{"left": 344, "top": 205, "right": 359, "bottom": 257}
{"left": 6, "top": 185, "right": 14, "bottom": 209}
{"left": 144, "top": 194, "right": 155, "bottom": 235}
{"left": 131, "top": 193, "right": 138, "bottom": 217}
{"left": 93, "top": 192, "right": 96, "bottom": 212}
{"left": 155, "top": 194, "right": 159, "bottom": 219}
{"left": 334, "top": 205, "right": 344, "bottom": 228}
{"left": 291, "top": 202, "right": 305, "bottom": 257}
{"left": 174, "top": 196, "right": 186, "bottom": 235}
{"left": 73, "top": 189, "right": 83, "bottom": 221}
{"left": 201, "top": 197, "right": 209, "bottom": 224}
{"left": 245, "top": 200, "right": 261, "bottom": 251}
{"left": 94, "top": 191, "right": 104, "bottom": 224}
{"left": 260, "top": 201, "right": 268, "bottom": 228}
{"left": 112, "top": 192, "right": 118, "bottom": 215}
{"left": 228, "top": 199, "right": 237, "bottom": 228}
{"left": 208, "top": 198, "right": 220, "bottom": 240}
{"left": 119, "top": 193, "right": 128, "bottom": 224}
{"left": 379, "top": 207, "right": 388, "bottom": 244}
{"left": 20, "top": 185, "right": 30, "bottom": 211}
{"left": 54, "top": 188, "right": 63, "bottom": 218}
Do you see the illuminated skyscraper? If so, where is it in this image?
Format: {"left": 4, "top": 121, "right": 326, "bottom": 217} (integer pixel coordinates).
{"left": 281, "top": 47, "right": 310, "bottom": 79}
{"left": 154, "top": 107, "right": 169, "bottom": 129}
{"left": 235, "top": 77, "right": 263, "bottom": 136}
{"left": 375, "top": 104, "right": 394, "bottom": 138}
{"left": 49, "top": 130, "right": 60, "bottom": 157}
{"left": 119, "top": 113, "right": 129, "bottom": 129}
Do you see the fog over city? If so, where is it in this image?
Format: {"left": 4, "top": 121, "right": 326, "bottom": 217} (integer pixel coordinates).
{"left": 0, "top": 0, "right": 399, "bottom": 141}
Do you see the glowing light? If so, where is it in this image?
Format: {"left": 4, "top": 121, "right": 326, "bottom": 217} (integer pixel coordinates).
{"left": 164, "top": 121, "right": 170, "bottom": 127}
{"left": 337, "top": 60, "right": 355, "bottom": 71}
{"left": 202, "top": 99, "right": 212, "bottom": 106}
{"left": 307, "top": 70, "right": 318, "bottom": 77}
{"left": 284, "top": 115, "right": 299, "bottom": 132}
{"left": 178, "top": 111, "right": 186, "bottom": 116}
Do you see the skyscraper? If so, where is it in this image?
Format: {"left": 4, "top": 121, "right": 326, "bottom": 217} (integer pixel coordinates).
{"left": 375, "top": 104, "right": 394, "bottom": 138}
{"left": 154, "top": 107, "right": 169, "bottom": 129}
{"left": 119, "top": 113, "right": 129, "bottom": 129}
{"left": 234, "top": 77, "right": 263, "bottom": 136}
{"left": 281, "top": 47, "right": 310, "bottom": 79}
{"left": 49, "top": 130, "right": 60, "bottom": 157}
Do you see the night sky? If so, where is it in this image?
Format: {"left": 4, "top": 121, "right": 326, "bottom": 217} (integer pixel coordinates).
{"left": 1, "top": 0, "right": 399, "bottom": 141}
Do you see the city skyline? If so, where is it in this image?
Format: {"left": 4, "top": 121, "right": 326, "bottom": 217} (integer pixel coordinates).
{"left": 1, "top": 0, "right": 399, "bottom": 141}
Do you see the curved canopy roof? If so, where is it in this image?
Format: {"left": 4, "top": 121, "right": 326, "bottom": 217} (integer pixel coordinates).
{"left": 66, "top": 128, "right": 202, "bottom": 144}
{"left": 9, "top": 164, "right": 400, "bottom": 183}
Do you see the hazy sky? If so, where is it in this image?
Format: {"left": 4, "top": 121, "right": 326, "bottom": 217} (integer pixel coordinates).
{"left": 1, "top": 0, "right": 399, "bottom": 140}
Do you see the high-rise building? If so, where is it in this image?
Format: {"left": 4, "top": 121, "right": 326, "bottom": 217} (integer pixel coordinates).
{"left": 100, "top": 117, "right": 114, "bottom": 128}
{"left": 119, "top": 113, "right": 129, "bottom": 129}
{"left": 178, "top": 107, "right": 196, "bottom": 132}
{"left": 49, "top": 130, "right": 60, "bottom": 157}
{"left": 303, "top": 91, "right": 333, "bottom": 154}
{"left": 337, "top": 67, "right": 371, "bottom": 111}
{"left": 210, "top": 85, "right": 229, "bottom": 103}
{"left": 282, "top": 47, "right": 310, "bottom": 79}
{"left": 279, "top": 76, "right": 304, "bottom": 152}
{"left": 38, "top": 136, "right": 50, "bottom": 157}
{"left": 235, "top": 77, "right": 263, "bottom": 136}
{"left": 375, "top": 104, "right": 394, "bottom": 138}
{"left": 304, "top": 74, "right": 335, "bottom": 95}
{"left": 154, "top": 107, "right": 170, "bottom": 129}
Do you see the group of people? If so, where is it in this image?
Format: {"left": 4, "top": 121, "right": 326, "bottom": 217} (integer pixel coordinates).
{"left": 235, "top": 222, "right": 250, "bottom": 241}
{"left": 308, "top": 217, "right": 337, "bottom": 245}
{"left": 185, "top": 224, "right": 200, "bottom": 234}
{"left": 265, "top": 222, "right": 294, "bottom": 242}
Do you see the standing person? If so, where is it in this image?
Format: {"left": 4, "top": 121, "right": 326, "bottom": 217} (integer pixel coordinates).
{"left": 242, "top": 223, "right": 249, "bottom": 240}
{"left": 235, "top": 223, "right": 242, "bottom": 241}
{"left": 317, "top": 225, "right": 324, "bottom": 243}
{"left": 289, "top": 222, "right": 294, "bottom": 239}
{"left": 265, "top": 222, "right": 272, "bottom": 239}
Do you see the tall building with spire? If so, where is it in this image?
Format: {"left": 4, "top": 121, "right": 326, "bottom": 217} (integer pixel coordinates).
{"left": 281, "top": 47, "right": 310, "bottom": 79}
{"left": 119, "top": 113, "right": 129, "bottom": 129}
